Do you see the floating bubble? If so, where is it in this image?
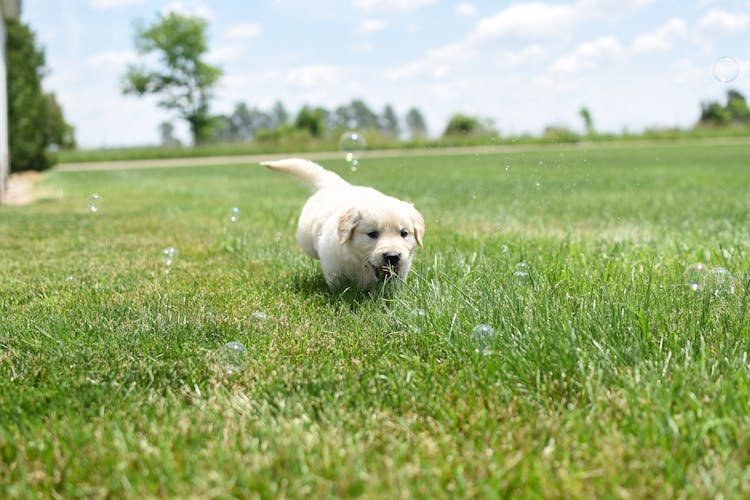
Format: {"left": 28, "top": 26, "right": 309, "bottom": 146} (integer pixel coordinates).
{"left": 228, "top": 207, "right": 240, "bottom": 223}
{"left": 685, "top": 263, "right": 706, "bottom": 291}
{"left": 250, "top": 311, "right": 269, "bottom": 322}
{"left": 216, "top": 341, "right": 248, "bottom": 376}
{"left": 160, "top": 247, "right": 178, "bottom": 269}
{"left": 471, "top": 324, "right": 495, "bottom": 355}
{"left": 705, "top": 267, "right": 735, "bottom": 297}
{"left": 340, "top": 131, "right": 366, "bottom": 168}
{"left": 407, "top": 308, "right": 427, "bottom": 331}
{"left": 87, "top": 194, "right": 102, "bottom": 213}
{"left": 513, "top": 262, "right": 530, "bottom": 285}
{"left": 713, "top": 56, "right": 740, "bottom": 83}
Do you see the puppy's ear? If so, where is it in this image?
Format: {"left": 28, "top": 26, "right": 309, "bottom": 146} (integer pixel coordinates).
{"left": 338, "top": 208, "right": 361, "bottom": 244}
{"left": 412, "top": 209, "right": 425, "bottom": 246}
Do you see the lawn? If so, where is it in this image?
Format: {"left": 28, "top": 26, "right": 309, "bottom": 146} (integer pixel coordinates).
{"left": 1, "top": 142, "right": 750, "bottom": 497}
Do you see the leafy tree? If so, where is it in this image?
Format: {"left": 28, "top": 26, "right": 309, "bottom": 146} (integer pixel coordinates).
{"left": 699, "top": 101, "right": 731, "bottom": 126}
{"left": 294, "top": 106, "right": 328, "bottom": 137}
{"left": 5, "top": 19, "right": 73, "bottom": 171}
{"left": 158, "top": 121, "right": 181, "bottom": 146}
{"left": 122, "top": 12, "right": 222, "bottom": 145}
{"left": 725, "top": 89, "right": 750, "bottom": 123}
{"left": 443, "top": 113, "right": 484, "bottom": 137}
{"left": 698, "top": 89, "right": 750, "bottom": 126}
{"left": 579, "top": 107, "right": 595, "bottom": 136}
{"left": 271, "top": 101, "right": 289, "bottom": 129}
{"left": 379, "top": 104, "right": 400, "bottom": 138}
{"left": 332, "top": 99, "right": 378, "bottom": 130}
{"left": 45, "top": 93, "right": 76, "bottom": 150}
{"left": 405, "top": 107, "right": 427, "bottom": 138}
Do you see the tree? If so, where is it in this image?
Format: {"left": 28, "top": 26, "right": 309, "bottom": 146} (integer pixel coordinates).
{"left": 699, "top": 101, "right": 731, "bottom": 126}
{"left": 270, "top": 101, "right": 289, "bottom": 129}
{"left": 443, "top": 113, "right": 485, "bottom": 137}
{"left": 159, "top": 121, "right": 181, "bottom": 146}
{"left": 331, "top": 99, "right": 378, "bottom": 130}
{"left": 698, "top": 89, "right": 750, "bottom": 126}
{"left": 405, "top": 107, "right": 427, "bottom": 138}
{"left": 725, "top": 89, "right": 750, "bottom": 123}
{"left": 294, "top": 106, "right": 327, "bottom": 137}
{"left": 379, "top": 104, "right": 400, "bottom": 138}
{"left": 45, "top": 93, "right": 76, "bottom": 150}
{"left": 5, "top": 19, "right": 73, "bottom": 172}
{"left": 579, "top": 107, "right": 595, "bottom": 136}
{"left": 122, "top": 12, "right": 222, "bottom": 145}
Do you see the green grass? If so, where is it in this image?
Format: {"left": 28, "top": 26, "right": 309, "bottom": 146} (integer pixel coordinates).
{"left": 2, "top": 142, "right": 750, "bottom": 497}
{"left": 55, "top": 126, "right": 750, "bottom": 164}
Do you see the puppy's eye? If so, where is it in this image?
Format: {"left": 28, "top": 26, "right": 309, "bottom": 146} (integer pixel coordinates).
{"left": 367, "top": 231, "right": 379, "bottom": 239}
{"left": 400, "top": 229, "right": 409, "bottom": 238}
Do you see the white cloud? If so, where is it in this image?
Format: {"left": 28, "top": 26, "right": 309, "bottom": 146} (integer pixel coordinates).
{"left": 696, "top": 8, "right": 750, "bottom": 35}
{"left": 226, "top": 22, "right": 262, "bottom": 40}
{"left": 89, "top": 0, "right": 149, "bottom": 9}
{"left": 358, "top": 19, "right": 387, "bottom": 35}
{"left": 470, "top": 0, "right": 655, "bottom": 44}
{"left": 207, "top": 45, "right": 244, "bottom": 64}
{"left": 386, "top": 40, "right": 474, "bottom": 81}
{"left": 161, "top": 1, "right": 214, "bottom": 20}
{"left": 284, "top": 64, "right": 345, "bottom": 88}
{"left": 352, "top": 42, "right": 375, "bottom": 52}
{"left": 352, "top": 0, "right": 436, "bottom": 13}
{"left": 552, "top": 36, "right": 625, "bottom": 74}
{"left": 87, "top": 50, "right": 138, "bottom": 67}
{"left": 576, "top": 0, "right": 653, "bottom": 16}
{"left": 631, "top": 18, "right": 688, "bottom": 54}
{"left": 470, "top": 2, "right": 578, "bottom": 42}
{"left": 455, "top": 3, "right": 478, "bottom": 17}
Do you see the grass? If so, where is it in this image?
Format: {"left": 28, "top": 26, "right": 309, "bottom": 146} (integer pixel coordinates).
{"left": 2, "top": 141, "right": 750, "bottom": 497}
{"left": 55, "top": 125, "right": 750, "bottom": 164}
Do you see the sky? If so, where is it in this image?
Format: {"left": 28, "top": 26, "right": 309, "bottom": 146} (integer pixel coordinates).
{"left": 22, "top": 0, "right": 750, "bottom": 148}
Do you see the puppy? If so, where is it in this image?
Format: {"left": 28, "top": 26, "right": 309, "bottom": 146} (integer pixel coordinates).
{"left": 261, "top": 158, "right": 424, "bottom": 290}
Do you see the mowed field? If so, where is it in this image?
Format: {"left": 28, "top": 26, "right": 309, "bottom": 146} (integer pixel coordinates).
{"left": 1, "top": 142, "right": 750, "bottom": 497}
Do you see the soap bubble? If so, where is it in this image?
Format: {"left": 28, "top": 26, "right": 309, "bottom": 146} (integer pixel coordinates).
{"left": 407, "top": 308, "right": 427, "bottom": 331}
{"left": 160, "top": 247, "right": 178, "bottom": 270}
{"left": 513, "top": 262, "right": 530, "bottom": 285}
{"left": 249, "top": 311, "right": 269, "bottom": 322}
{"left": 685, "top": 263, "right": 706, "bottom": 291}
{"left": 340, "top": 131, "right": 366, "bottom": 168}
{"left": 471, "top": 324, "right": 495, "bottom": 355}
{"left": 705, "top": 267, "right": 735, "bottom": 297}
{"left": 87, "top": 194, "right": 102, "bottom": 213}
{"left": 216, "top": 341, "right": 248, "bottom": 376}
{"left": 228, "top": 207, "right": 240, "bottom": 223}
{"left": 713, "top": 56, "right": 740, "bottom": 83}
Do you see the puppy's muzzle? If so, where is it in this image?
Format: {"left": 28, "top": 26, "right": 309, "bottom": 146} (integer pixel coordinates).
{"left": 377, "top": 252, "right": 401, "bottom": 280}
{"left": 383, "top": 252, "right": 401, "bottom": 267}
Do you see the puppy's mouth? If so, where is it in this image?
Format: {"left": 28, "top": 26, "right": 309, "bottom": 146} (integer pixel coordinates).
{"left": 371, "top": 263, "right": 400, "bottom": 281}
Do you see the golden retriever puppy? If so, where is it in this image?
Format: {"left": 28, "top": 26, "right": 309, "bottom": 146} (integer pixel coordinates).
{"left": 261, "top": 158, "right": 424, "bottom": 290}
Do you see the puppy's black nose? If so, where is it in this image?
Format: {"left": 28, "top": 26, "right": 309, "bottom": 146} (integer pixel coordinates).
{"left": 384, "top": 252, "right": 401, "bottom": 266}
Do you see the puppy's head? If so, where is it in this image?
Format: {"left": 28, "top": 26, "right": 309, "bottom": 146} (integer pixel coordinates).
{"left": 338, "top": 201, "right": 424, "bottom": 284}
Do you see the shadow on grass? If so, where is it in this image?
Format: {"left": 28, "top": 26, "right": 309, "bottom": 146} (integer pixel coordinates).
{"left": 291, "top": 270, "right": 402, "bottom": 311}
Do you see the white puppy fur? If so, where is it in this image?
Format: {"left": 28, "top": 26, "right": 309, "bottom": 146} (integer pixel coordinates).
{"left": 261, "top": 158, "right": 424, "bottom": 290}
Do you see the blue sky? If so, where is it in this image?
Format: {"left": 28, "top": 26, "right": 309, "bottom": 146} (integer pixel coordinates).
{"left": 23, "top": 0, "right": 750, "bottom": 147}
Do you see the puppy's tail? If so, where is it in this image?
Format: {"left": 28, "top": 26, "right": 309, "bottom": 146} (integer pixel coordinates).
{"left": 261, "top": 158, "right": 349, "bottom": 192}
